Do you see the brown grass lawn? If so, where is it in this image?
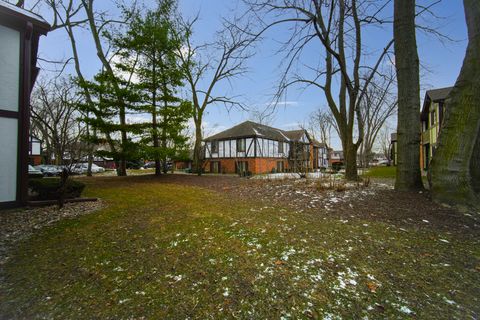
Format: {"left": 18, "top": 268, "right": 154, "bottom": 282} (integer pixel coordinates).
{"left": 1, "top": 174, "right": 479, "bottom": 319}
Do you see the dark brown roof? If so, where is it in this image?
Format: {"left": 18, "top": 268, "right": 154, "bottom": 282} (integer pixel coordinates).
{"left": 283, "top": 130, "right": 305, "bottom": 141}
{"left": 421, "top": 86, "right": 453, "bottom": 120}
{"left": 204, "top": 121, "right": 292, "bottom": 142}
{"left": 426, "top": 87, "right": 453, "bottom": 102}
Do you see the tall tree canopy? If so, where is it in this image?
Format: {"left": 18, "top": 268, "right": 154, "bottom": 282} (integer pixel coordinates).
{"left": 118, "top": 0, "right": 191, "bottom": 175}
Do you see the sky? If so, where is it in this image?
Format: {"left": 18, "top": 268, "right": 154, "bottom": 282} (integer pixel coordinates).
{"left": 17, "top": 0, "right": 469, "bottom": 150}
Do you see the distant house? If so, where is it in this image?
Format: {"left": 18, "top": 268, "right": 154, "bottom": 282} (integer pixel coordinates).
{"left": 420, "top": 87, "right": 453, "bottom": 170}
{"left": 203, "top": 121, "right": 328, "bottom": 175}
{"left": 174, "top": 150, "right": 193, "bottom": 171}
{"left": 329, "top": 150, "right": 344, "bottom": 167}
{"left": 390, "top": 87, "right": 453, "bottom": 170}
{"left": 0, "top": 3, "right": 49, "bottom": 208}
{"left": 29, "top": 136, "right": 42, "bottom": 165}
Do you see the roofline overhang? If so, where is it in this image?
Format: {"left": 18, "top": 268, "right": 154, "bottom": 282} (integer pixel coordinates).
{"left": 0, "top": 3, "right": 51, "bottom": 34}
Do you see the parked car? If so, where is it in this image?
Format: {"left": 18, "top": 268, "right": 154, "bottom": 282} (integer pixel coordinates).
{"left": 126, "top": 160, "right": 144, "bottom": 169}
{"left": 28, "top": 165, "right": 43, "bottom": 178}
{"left": 142, "top": 161, "right": 156, "bottom": 169}
{"left": 72, "top": 163, "right": 105, "bottom": 174}
{"left": 34, "top": 164, "right": 62, "bottom": 176}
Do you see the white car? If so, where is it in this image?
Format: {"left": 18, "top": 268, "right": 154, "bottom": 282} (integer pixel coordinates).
{"left": 72, "top": 163, "right": 105, "bottom": 174}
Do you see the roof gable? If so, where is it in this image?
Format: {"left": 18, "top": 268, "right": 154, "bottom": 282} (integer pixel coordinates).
{"left": 421, "top": 86, "right": 453, "bottom": 120}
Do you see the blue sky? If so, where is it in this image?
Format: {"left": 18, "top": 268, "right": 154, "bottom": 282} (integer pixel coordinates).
{"left": 25, "top": 0, "right": 468, "bottom": 149}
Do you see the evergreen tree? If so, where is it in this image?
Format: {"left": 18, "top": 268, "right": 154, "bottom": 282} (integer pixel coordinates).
{"left": 77, "top": 70, "right": 144, "bottom": 174}
{"left": 118, "top": 0, "right": 191, "bottom": 175}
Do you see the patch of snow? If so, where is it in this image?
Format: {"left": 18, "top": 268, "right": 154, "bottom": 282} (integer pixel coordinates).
{"left": 443, "top": 297, "right": 456, "bottom": 305}
{"left": 222, "top": 288, "right": 230, "bottom": 297}
{"left": 398, "top": 305, "right": 413, "bottom": 314}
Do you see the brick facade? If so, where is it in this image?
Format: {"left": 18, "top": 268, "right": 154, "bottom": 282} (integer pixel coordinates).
{"left": 204, "top": 158, "right": 289, "bottom": 174}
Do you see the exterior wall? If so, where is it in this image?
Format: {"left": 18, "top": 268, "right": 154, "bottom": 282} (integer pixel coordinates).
{"left": 203, "top": 132, "right": 327, "bottom": 174}
{"left": 204, "top": 137, "right": 290, "bottom": 159}
{"left": 175, "top": 160, "right": 192, "bottom": 170}
{"left": 420, "top": 100, "right": 442, "bottom": 170}
{"left": 204, "top": 158, "right": 289, "bottom": 174}
{"left": 0, "top": 25, "right": 20, "bottom": 205}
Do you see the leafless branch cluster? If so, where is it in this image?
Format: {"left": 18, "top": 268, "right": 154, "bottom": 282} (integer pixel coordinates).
{"left": 30, "top": 77, "right": 85, "bottom": 164}
{"left": 241, "top": 0, "right": 394, "bottom": 178}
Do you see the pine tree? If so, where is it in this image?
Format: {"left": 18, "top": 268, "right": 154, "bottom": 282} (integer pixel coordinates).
{"left": 118, "top": 0, "right": 191, "bottom": 175}
{"left": 77, "top": 70, "right": 143, "bottom": 174}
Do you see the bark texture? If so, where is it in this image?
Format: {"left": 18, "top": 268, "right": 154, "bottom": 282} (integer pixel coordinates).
{"left": 393, "top": 0, "right": 424, "bottom": 191}
{"left": 429, "top": 0, "right": 480, "bottom": 209}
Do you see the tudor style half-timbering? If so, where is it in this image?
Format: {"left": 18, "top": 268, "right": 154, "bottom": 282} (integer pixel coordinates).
{"left": 203, "top": 121, "right": 328, "bottom": 174}
{"left": 0, "top": 3, "right": 50, "bottom": 208}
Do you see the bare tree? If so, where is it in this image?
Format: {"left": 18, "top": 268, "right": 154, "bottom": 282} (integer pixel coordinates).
{"left": 178, "top": 18, "right": 254, "bottom": 175}
{"left": 358, "top": 70, "right": 397, "bottom": 167}
{"left": 45, "top": 0, "right": 138, "bottom": 176}
{"left": 377, "top": 125, "right": 393, "bottom": 164}
{"left": 248, "top": 105, "right": 276, "bottom": 126}
{"left": 309, "top": 108, "right": 334, "bottom": 148}
{"left": 44, "top": 0, "right": 107, "bottom": 176}
{"left": 429, "top": 0, "right": 480, "bottom": 209}
{"left": 243, "top": 0, "right": 394, "bottom": 180}
{"left": 30, "top": 77, "right": 84, "bottom": 165}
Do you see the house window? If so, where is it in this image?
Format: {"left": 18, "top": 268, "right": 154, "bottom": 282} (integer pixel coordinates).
{"left": 237, "top": 138, "right": 246, "bottom": 152}
{"left": 430, "top": 109, "right": 436, "bottom": 126}
{"left": 211, "top": 141, "right": 219, "bottom": 153}
{"left": 278, "top": 142, "right": 284, "bottom": 153}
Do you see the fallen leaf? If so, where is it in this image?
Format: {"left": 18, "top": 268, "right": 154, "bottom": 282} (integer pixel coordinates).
{"left": 367, "top": 281, "right": 378, "bottom": 293}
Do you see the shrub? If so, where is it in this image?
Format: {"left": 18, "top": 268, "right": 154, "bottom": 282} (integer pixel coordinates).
{"left": 29, "top": 178, "right": 86, "bottom": 201}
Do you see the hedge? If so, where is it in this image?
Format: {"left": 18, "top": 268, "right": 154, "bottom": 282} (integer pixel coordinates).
{"left": 29, "top": 178, "right": 86, "bottom": 201}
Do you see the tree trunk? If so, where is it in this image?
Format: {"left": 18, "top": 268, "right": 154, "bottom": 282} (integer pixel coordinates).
{"left": 393, "top": 0, "right": 424, "bottom": 191}
{"left": 151, "top": 43, "right": 161, "bottom": 177}
{"left": 344, "top": 139, "right": 359, "bottom": 181}
{"left": 429, "top": 0, "right": 480, "bottom": 209}
{"left": 193, "top": 116, "right": 203, "bottom": 176}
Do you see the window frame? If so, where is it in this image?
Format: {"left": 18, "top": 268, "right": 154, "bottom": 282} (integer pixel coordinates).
{"left": 278, "top": 141, "right": 284, "bottom": 153}
{"left": 237, "top": 138, "right": 246, "bottom": 152}
{"left": 211, "top": 140, "right": 219, "bottom": 154}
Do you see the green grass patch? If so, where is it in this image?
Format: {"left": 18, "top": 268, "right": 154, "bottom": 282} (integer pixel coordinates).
{"left": 363, "top": 166, "right": 396, "bottom": 178}
{"left": 1, "top": 176, "right": 479, "bottom": 319}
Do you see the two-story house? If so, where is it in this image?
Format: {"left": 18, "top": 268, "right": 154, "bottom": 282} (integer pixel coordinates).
{"left": 0, "top": 2, "right": 49, "bottom": 208}
{"left": 420, "top": 86, "right": 453, "bottom": 170}
{"left": 203, "top": 121, "right": 328, "bottom": 175}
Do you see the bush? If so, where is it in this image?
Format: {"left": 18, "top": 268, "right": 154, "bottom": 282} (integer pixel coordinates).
{"left": 29, "top": 178, "right": 86, "bottom": 201}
